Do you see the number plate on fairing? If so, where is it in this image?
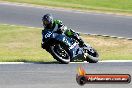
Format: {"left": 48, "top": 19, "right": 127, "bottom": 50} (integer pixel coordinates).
{"left": 45, "top": 32, "right": 52, "bottom": 38}
{"left": 70, "top": 42, "right": 78, "bottom": 49}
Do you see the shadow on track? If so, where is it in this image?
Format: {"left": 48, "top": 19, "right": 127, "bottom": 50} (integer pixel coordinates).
{"left": 23, "top": 61, "right": 61, "bottom": 64}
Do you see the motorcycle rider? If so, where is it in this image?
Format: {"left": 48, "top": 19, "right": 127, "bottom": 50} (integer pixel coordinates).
{"left": 41, "top": 14, "right": 85, "bottom": 49}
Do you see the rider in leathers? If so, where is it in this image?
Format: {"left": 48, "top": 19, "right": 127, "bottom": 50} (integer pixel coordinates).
{"left": 41, "top": 14, "right": 85, "bottom": 49}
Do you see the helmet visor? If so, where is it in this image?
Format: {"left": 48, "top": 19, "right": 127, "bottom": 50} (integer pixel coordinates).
{"left": 43, "top": 20, "right": 49, "bottom": 27}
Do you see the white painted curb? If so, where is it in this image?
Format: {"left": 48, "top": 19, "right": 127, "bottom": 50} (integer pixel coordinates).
{"left": 99, "top": 60, "right": 132, "bottom": 62}
{"left": 85, "top": 33, "right": 132, "bottom": 40}
{"left": 70, "top": 60, "right": 132, "bottom": 63}
{"left": 0, "top": 62, "right": 25, "bottom": 64}
{"left": 0, "top": 60, "right": 132, "bottom": 64}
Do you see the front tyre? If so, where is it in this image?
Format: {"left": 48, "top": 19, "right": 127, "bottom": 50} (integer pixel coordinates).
{"left": 50, "top": 43, "right": 70, "bottom": 64}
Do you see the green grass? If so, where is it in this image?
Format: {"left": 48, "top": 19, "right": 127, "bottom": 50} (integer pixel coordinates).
{"left": 1, "top": 0, "right": 132, "bottom": 14}
{"left": 82, "top": 34, "right": 132, "bottom": 60}
{"left": 0, "top": 24, "right": 54, "bottom": 62}
{"left": 0, "top": 24, "right": 132, "bottom": 62}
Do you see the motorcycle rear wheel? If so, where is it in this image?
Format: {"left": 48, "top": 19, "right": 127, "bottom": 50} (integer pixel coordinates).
{"left": 50, "top": 43, "right": 70, "bottom": 64}
{"left": 85, "top": 48, "right": 99, "bottom": 63}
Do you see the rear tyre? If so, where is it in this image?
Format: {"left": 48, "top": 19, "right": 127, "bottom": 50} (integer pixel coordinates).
{"left": 86, "top": 47, "right": 99, "bottom": 63}
{"left": 50, "top": 43, "right": 70, "bottom": 64}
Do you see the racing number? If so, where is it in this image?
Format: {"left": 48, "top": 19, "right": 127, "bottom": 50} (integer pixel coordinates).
{"left": 45, "top": 32, "right": 52, "bottom": 38}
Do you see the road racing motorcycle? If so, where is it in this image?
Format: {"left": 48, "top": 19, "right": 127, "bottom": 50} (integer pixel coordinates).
{"left": 41, "top": 30, "right": 99, "bottom": 64}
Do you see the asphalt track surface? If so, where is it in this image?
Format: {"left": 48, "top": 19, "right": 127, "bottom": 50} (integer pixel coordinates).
{"left": 0, "top": 62, "right": 132, "bottom": 88}
{"left": 0, "top": 3, "right": 132, "bottom": 38}
{"left": 0, "top": 2, "right": 132, "bottom": 88}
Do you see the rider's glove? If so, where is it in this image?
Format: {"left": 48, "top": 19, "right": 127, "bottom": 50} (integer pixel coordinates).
{"left": 58, "top": 25, "right": 67, "bottom": 33}
{"left": 78, "top": 38, "right": 85, "bottom": 47}
{"left": 73, "top": 33, "right": 85, "bottom": 47}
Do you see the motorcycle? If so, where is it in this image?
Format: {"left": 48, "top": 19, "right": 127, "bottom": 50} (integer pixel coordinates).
{"left": 41, "top": 30, "right": 99, "bottom": 64}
